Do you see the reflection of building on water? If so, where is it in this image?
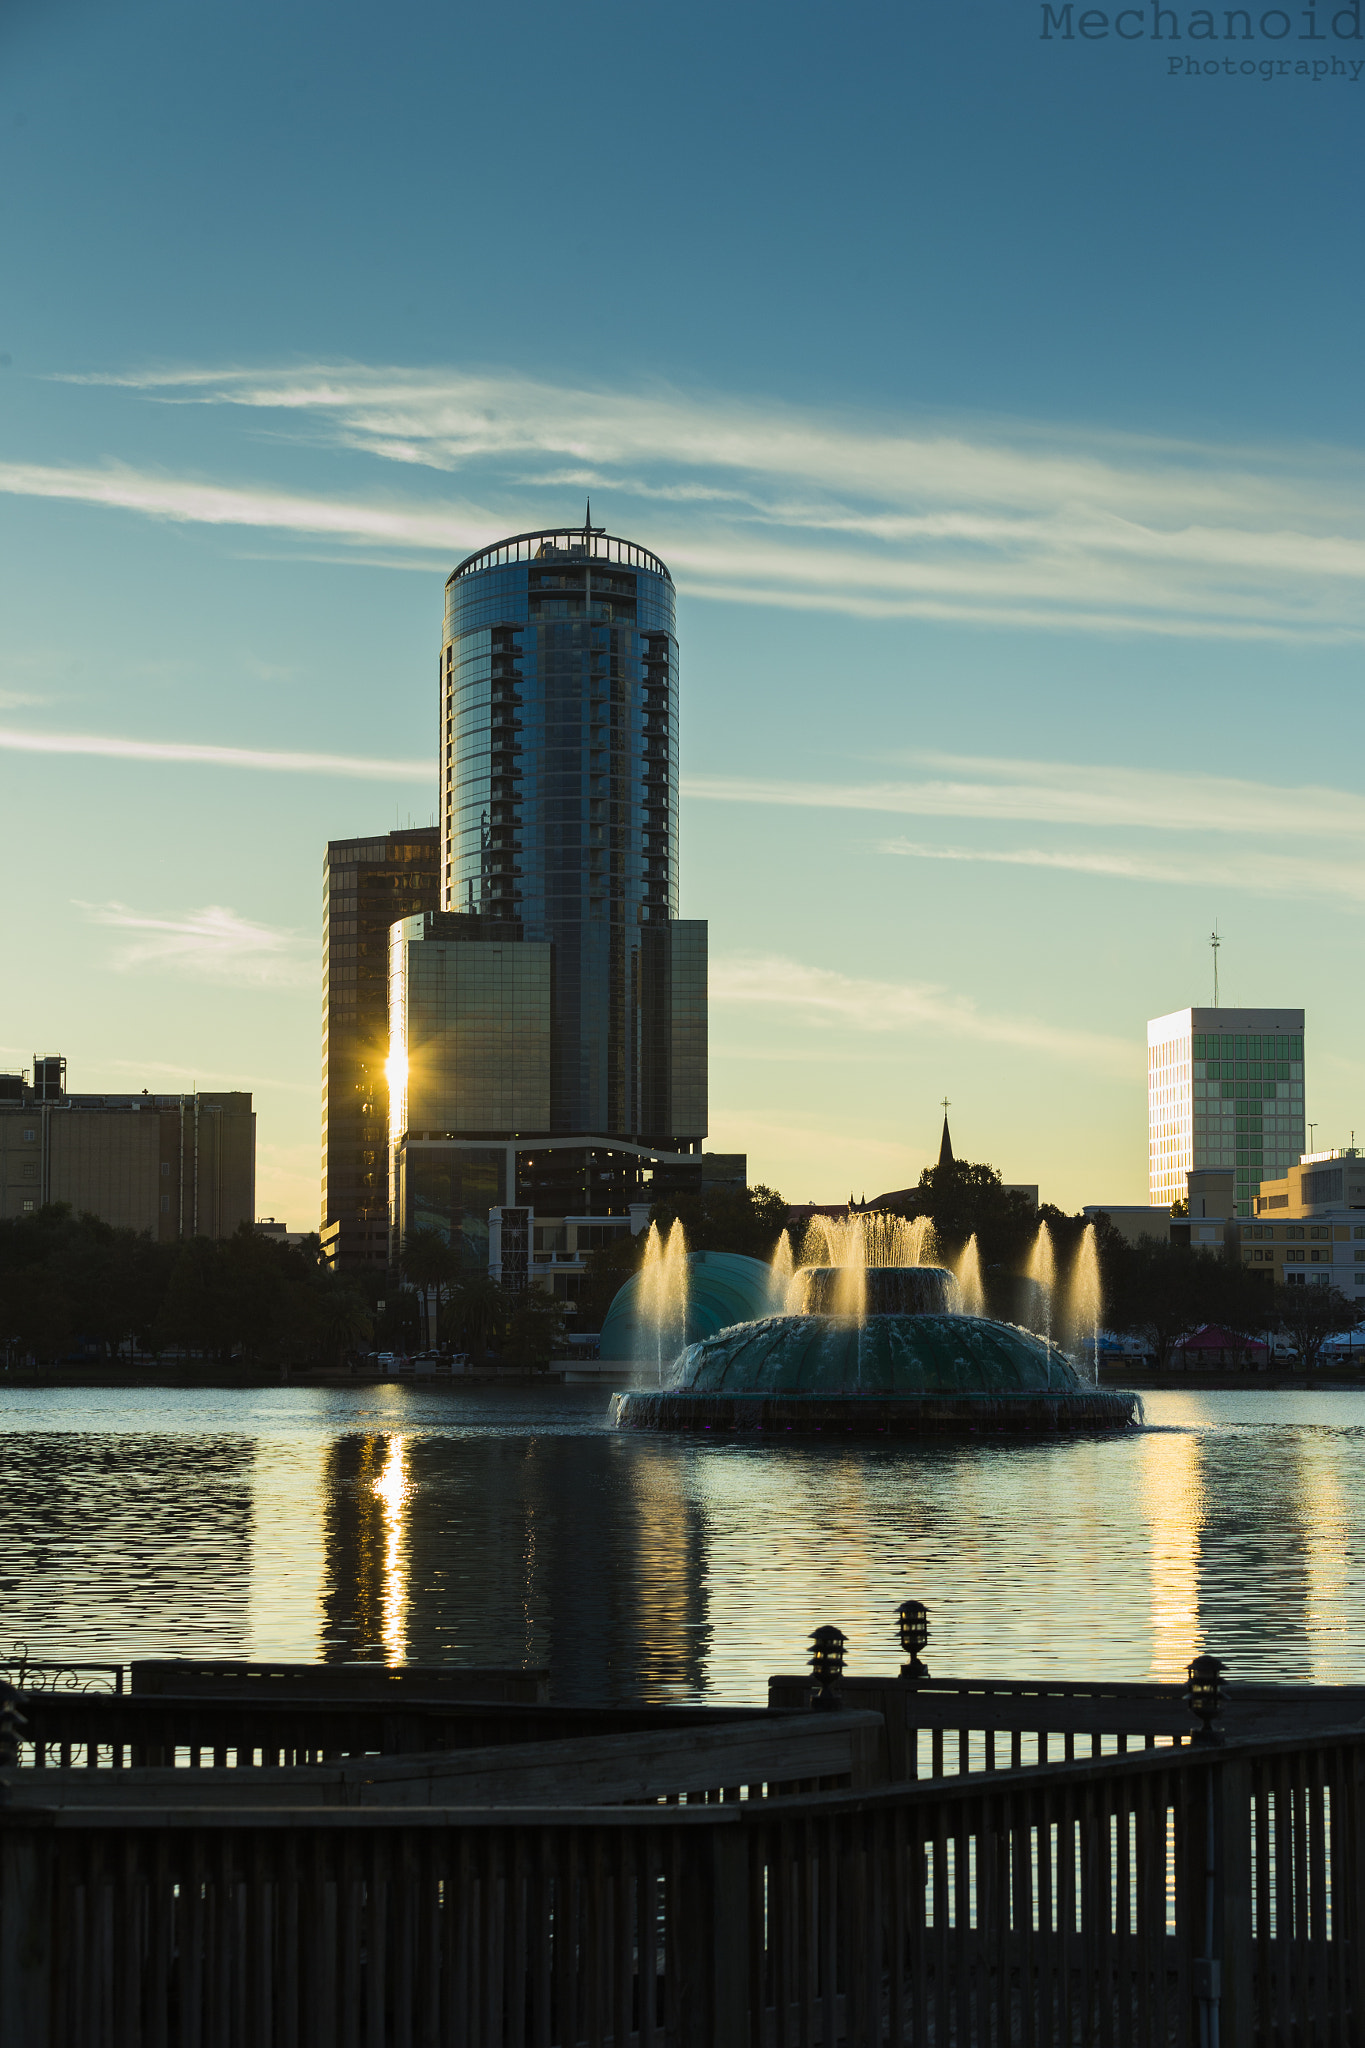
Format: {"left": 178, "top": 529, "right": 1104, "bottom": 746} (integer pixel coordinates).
{"left": 320, "top": 1434, "right": 398, "bottom": 1661}
{"left": 319, "top": 1432, "right": 709, "bottom": 1699}
{"left": 1140, "top": 1426, "right": 1203, "bottom": 1679}
{"left": 1142, "top": 1420, "right": 1346, "bottom": 1683}
{"left": 1301, "top": 1450, "right": 1350, "bottom": 1684}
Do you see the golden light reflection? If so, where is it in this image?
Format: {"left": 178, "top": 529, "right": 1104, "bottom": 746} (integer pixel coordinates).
{"left": 1138, "top": 1420, "right": 1203, "bottom": 1678}
{"left": 248, "top": 1435, "right": 328, "bottom": 1658}
{"left": 372, "top": 1435, "right": 410, "bottom": 1663}
{"left": 1301, "top": 1446, "right": 1350, "bottom": 1683}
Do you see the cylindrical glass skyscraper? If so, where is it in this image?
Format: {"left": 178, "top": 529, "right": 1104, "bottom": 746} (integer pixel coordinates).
{"left": 439, "top": 521, "right": 704, "bottom": 1146}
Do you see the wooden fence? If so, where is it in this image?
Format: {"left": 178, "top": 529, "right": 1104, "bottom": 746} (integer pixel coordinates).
{"left": 2, "top": 1724, "right": 1360, "bottom": 2044}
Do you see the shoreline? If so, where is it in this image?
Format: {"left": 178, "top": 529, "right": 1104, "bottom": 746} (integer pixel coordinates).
{"left": 3, "top": 1363, "right": 1364, "bottom": 1394}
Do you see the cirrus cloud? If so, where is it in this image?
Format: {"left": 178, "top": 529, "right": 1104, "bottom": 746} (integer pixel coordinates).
{"left": 35, "top": 361, "right": 1365, "bottom": 641}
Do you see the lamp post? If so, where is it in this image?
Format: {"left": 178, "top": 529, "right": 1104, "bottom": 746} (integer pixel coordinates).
{"left": 1184, "top": 1654, "right": 1226, "bottom": 1746}
{"left": 896, "top": 1600, "right": 930, "bottom": 1681}
{"left": 808, "top": 1625, "right": 847, "bottom": 1712}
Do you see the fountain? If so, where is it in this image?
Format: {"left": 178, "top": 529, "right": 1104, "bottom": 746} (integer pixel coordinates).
{"left": 1066, "top": 1222, "right": 1103, "bottom": 1385}
{"left": 768, "top": 1229, "right": 795, "bottom": 1313}
{"left": 954, "top": 1233, "right": 985, "bottom": 1317}
{"left": 612, "top": 1207, "right": 1138, "bottom": 1436}
{"left": 636, "top": 1219, "right": 689, "bottom": 1384}
{"left": 1026, "top": 1220, "right": 1056, "bottom": 1348}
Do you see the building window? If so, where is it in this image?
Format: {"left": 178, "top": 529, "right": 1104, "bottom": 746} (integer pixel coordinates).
{"left": 21, "top": 1200, "right": 34, "bottom": 1212}
{"left": 160, "top": 1193, "right": 170, "bottom": 1213}
{"left": 161, "top": 1162, "right": 170, "bottom": 1176}
{"left": 22, "top": 1129, "right": 35, "bottom": 1142}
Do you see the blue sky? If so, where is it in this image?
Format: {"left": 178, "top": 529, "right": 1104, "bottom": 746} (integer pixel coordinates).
{"left": 3, "top": 0, "right": 1363, "bottom": 1224}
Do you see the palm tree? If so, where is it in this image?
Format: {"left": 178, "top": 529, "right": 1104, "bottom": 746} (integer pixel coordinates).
{"left": 319, "top": 1285, "right": 373, "bottom": 1367}
{"left": 401, "top": 1228, "right": 458, "bottom": 1349}
{"left": 452, "top": 1275, "right": 507, "bottom": 1365}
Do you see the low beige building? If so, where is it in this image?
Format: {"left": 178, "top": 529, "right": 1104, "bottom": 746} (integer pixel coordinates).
{"left": 1243, "top": 1149, "right": 1365, "bottom": 1306}
{"left": 0, "top": 1060, "right": 254, "bottom": 1240}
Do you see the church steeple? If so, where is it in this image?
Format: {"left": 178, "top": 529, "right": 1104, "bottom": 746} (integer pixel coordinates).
{"left": 937, "top": 1098, "right": 954, "bottom": 1169}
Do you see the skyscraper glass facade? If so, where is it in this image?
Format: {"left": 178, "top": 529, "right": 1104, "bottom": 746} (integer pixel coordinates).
{"left": 439, "top": 525, "right": 704, "bottom": 1147}
{"left": 322, "top": 828, "right": 441, "bottom": 1268}
{"left": 1148, "top": 1005, "right": 1305, "bottom": 1218}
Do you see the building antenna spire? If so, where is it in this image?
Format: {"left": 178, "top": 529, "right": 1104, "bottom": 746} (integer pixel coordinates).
{"left": 1210, "top": 923, "right": 1221, "bottom": 1008}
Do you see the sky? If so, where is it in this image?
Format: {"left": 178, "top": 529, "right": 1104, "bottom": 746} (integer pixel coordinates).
{"left": 2, "top": 0, "right": 1364, "bottom": 1225}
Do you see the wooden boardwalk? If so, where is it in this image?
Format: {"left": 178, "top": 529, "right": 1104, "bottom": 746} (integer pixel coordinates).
{"left": 2, "top": 1663, "right": 1360, "bottom": 2044}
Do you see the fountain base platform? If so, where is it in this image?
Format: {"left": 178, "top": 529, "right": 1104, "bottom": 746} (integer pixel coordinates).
{"left": 610, "top": 1311, "right": 1139, "bottom": 1436}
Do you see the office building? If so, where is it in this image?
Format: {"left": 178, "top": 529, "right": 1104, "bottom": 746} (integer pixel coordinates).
{"left": 390, "top": 519, "right": 710, "bottom": 1292}
{"left": 321, "top": 827, "right": 441, "bottom": 1270}
{"left": 1244, "top": 1148, "right": 1365, "bottom": 1300}
{"left": 1148, "top": 1007, "right": 1305, "bottom": 1218}
{"left": 0, "top": 1057, "right": 254, "bottom": 1237}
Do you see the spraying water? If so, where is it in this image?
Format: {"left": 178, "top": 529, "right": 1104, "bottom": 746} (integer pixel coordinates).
{"left": 637, "top": 1219, "right": 689, "bottom": 1383}
{"left": 768, "top": 1229, "right": 794, "bottom": 1313}
{"left": 1026, "top": 1220, "right": 1056, "bottom": 1349}
{"left": 954, "top": 1233, "right": 985, "bottom": 1316}
{"left": 1068, "top": 1222, "right": 1103, "bottom": 1384}
{"left": 798, "top": 1211, "right": 936, "bottom": 1272}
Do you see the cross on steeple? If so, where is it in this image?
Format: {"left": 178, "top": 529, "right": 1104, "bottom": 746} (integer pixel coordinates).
{"left": 937, "top": 1101, "right": 955, "bottom": 1170}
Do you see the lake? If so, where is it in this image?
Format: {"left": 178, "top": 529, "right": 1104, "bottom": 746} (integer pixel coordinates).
{"left": 1, "top": 1383, "right": 1361, "bottom": 1703}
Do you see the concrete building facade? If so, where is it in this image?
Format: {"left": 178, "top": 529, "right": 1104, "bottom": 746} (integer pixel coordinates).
{"left": 0, "top": 1062, "right": 254, "bottom": 1238}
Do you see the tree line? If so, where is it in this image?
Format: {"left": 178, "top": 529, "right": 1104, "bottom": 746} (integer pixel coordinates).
{"left": 0, "top": 1206, "right": 372, "bottom": 1368}
{"left": 6, "top": 1161, "right": 1356, "bottom": 1374}
{"left": 0, "top": 1207, "right": 572, "bottom": 1372}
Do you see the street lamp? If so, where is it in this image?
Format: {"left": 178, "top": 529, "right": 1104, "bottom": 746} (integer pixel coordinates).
{"left": 896, "top": 1600, "right": 931, "bottom": 1681}
{"left": 1184, "top": 1654, "right": 1226, "bottom": 1745}
{"left": 808, "top": 1625, "right": 847, "bottom": 1712}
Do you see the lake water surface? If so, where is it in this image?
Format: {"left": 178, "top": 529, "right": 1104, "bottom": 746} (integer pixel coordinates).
{"left": 1, "top": 1384, "right": 1361, "bottom": 1704}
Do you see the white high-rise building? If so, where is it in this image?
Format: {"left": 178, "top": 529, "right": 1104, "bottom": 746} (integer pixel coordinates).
{"left": 1148, "top": 1006, "right": 1305, "bottom": 1218}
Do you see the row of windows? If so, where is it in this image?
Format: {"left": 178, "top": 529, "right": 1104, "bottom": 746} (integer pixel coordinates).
{"left": 1193, "top": 1032, "right": 1303, "bottom": 1060}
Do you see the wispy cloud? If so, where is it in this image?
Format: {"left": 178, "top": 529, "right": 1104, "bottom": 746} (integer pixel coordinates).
{"left": 710, "top": 953, "right": 1134, "bottom": 1074}
{"left": 38, "top": 363, "right": 1365, "bottom": 639}
{"left": 881, "top": 836, "right": 1365, "bottom": 904}
{"left": 78, "top": 901, "right": 311, "bottom": 987}
{"left": 0, "top": 457, "right": 487, "bottom": 555}
{"left": 2, "top": 726, "right": 431, "bottom": 780}
{"left": 0, "top": 689, "right": 46, "bottom": 710}
{"left": 686, "top": 753, "right": 1365, "bottom": 843}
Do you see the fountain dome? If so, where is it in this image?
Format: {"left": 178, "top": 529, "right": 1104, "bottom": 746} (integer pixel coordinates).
{"left": 611, "top": 1264, "right": 1138, "bottom": 1435}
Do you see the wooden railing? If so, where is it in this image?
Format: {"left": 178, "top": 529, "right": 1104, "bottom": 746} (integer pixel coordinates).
{"left": 2, "top": 1710, "right": 885, "bottom": 1812}
{"left": 15, "top": 1692, "right": 778, "bottom": 1771}
{"left": 128, "top": 1660, "right": 550, "bottom": 1704}
{"left": 768, "top": 1672, "right": 1365, "bottom": 1780}
{"left": 2, "top": 1724, "right": 1361, "bottom": 2043}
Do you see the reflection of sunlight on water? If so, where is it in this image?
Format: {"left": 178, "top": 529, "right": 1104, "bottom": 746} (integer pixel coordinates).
{"left": 14, "top": 1387, "right": 1365, "bottom": 1699}
{"left": 1138, "top": 1425, "right": 1202, "bottom": 1679}
{"left": 249, "top": 1437, "right": 327, "bottom": 1658}
{"left": 1303, "top": 1447, "right": 1349, "bottom": 1684}
{"left": 372, "top": 1436, "right": 410, "bottom": 1662}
